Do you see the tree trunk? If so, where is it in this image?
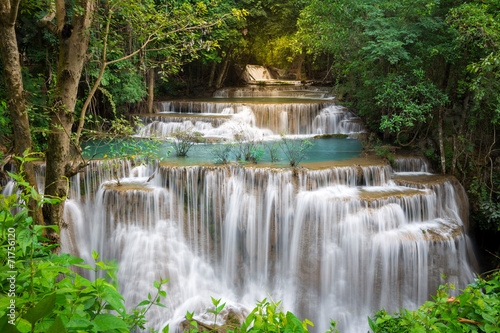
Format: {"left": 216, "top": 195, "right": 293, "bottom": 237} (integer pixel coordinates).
{"left": 147, "top": 67, "right": 155, "bottom": 113}
{"left": 438, "top": 107, "right": 446, "bottom": 174}
{"left": 451, "top": 91, "right": 470, "bottom": 175}
{"left": 295, "top": 53, "right": 305, "bottom": 81}
{"left": 208, "top": 61, "right": 216, "bottom": 88}
{"left": 0, "top": 0, "right": 43, "bottom": 225}
{"left": 43, "top": 0, "right": 94, "bottom": 231}
{"left": 215, "top": 46, "right": 233, "bottom": 89}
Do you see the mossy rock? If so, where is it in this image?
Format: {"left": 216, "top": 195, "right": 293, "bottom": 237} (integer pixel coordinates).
{"left": 313, "top": 133, "right": 348, "bottom": 139}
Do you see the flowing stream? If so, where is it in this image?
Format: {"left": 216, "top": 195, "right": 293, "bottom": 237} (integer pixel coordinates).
{"left": 4, "top": 83, "right": 477, "bottom": 332}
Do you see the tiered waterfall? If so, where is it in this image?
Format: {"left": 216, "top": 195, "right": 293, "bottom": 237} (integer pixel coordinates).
{"left": 3, "top": 84, "right": 477, "bottom": 333}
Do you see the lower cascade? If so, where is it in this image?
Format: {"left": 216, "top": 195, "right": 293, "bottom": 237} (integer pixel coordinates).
{"left": 59, "top": 159, "right": 477, "bottom": 333}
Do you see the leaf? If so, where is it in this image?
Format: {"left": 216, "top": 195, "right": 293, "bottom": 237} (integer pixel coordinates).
{"left": 24, "top": 293, "right": 56, "bottom": 324}
{"left": 66, "top": 318, "right": 93, "bottom": 330}
{"left": 15, "top": 318, "right": 32, "bottom": 333}
{"left": 211, "top": 297, "right": 220, "bottom": 306}
{"left": 368, "top": 316, "right": 377, "bottom": 330}
{"left": 92, "top": 314, "right": 127, "bottom": 331}
{"left": 100, "top": 283, "right": 125, "bottom": 315}
{"left": 0, "top": 314, "right": 21, "bottom": 333}
{"left": 17, "top": 228, "right": 32, "bottom": 255}
{"left": 92, "top": 250, "right": 99, "bottom": 260}
{"left": 137, "top": 300, "right": 150, "bottom": 307}
{"left": 74, "top": 264, "right": 94, "bottom": 271}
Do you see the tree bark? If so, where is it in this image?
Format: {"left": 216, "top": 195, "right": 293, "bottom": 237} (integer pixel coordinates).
{"left": 438, "top": 107, "right": 446, "bottom": 174}
{"left": 42, "top": 0, "right": 94, "bottom": 230}
{"left": 295, "top": 53, "right": 305, "bottom": 81}
{"left": 147, "top": 67, "right": 155, "bottom": 113}
{"left": 451, "top": 91, "right": 470, "bottom": 175}
{"left": 208, "top": 61, "right": 216, "bottom": 88}
{"left": 215, "top": 46, "right": 233, "bottom": 89}
{"left": 0, "top": 0, "right": 43, "bottom": 225}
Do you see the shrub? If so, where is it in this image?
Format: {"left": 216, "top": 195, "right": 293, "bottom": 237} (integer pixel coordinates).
{"left": 171, "top": 127, "right": 203, "bottom": 157}
{"left": 278, "top": 131, "right": 313, "bottom": 168}
{"left": 232, "top": 130, "right": 263, "bottom": 164}
{"left": 264, "top": 141, "right": 281, "bottom": 163}
{"left": 369, "top": 272, "right": 500, "bottom": 332}
{"left": 212, "top": 142, "right": 233, "bottom": 164}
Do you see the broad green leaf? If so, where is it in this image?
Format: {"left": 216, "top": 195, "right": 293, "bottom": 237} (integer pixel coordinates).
{"left": 24, "top": 293, "right": 56, "bottom": 324}
{"left": 15, "top": 318, "right": 31, "bottom": 333}
{"left": 47, "top": 316, "right": 66, "bottom": 333}
{"left": 92, "top": 314, "right": 127, "bottom": 331}
{"left": 0, "top": 314, "right": 21, "bottom": 333}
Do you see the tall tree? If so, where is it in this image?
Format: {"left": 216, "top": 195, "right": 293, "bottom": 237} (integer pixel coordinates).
{"left": 37, "top": 0, "right": 95, "bottom": 230}
{"left": 0, "top": 0, "right": 44, "bottom": 225}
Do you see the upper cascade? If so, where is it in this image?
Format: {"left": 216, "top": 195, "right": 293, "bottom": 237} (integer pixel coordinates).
{"left": 241, "top": 64, "right": 277, "bottom": 82}
{"left": 135, "top": 85, "right": 364, "bottom": 139}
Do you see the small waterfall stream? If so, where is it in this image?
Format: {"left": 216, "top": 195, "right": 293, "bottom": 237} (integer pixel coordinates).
{"left": 32, "top": 85, "right": 476, "bottom": 332}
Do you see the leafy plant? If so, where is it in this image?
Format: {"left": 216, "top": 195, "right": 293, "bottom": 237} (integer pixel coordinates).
{"left": 232, "top": 130, "right": 263, "bottom": 164}
{"left": 171, "top": 127, "right": 204, "bottom": 157}
{"left": 369, "top": 272, "right": 500, "bottom": 332}
{"left": 212, "top": 142, "right": 233, "bottom": 165}
{"left": 264, "top": 141, "right": 281, "bottom": 163}
{"left": 0, "top": 160, "right": 169, "bottom": 333}
{"left": 240, "top": 298, "right": 314, "bottom": 333}
{"left": 469, "top": 173, "right": 500, "bottom": 231}
{"left": 374, "top": 144, "right": 396, "bottom": 167}
{"left": 278, "top": 131, "right": 313, "bottom": 168}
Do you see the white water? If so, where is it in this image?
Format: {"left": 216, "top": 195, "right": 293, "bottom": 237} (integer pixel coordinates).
{"left": 7, "top": 85, "right": 472, "bottom": 333}
{"left": 59, "top": 157, "right": 476, "bottom": 333}
{"left": 138, "top": 88, "right": 363, "bottom": 139}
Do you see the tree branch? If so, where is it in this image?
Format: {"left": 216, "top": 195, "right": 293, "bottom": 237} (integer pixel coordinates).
{"left": 38, "top": 0, "right": 58, "bottom": 34}
{"left": 55, "top": 0, "right": 65, "bottom": 32}
{"left": 9, "top": 0, "right": 20, "bottom": 24}
{"left": 75, "top": 9, "right": 113, "bottom": 143}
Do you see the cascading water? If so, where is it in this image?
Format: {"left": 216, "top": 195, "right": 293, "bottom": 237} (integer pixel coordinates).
{"left": 57, "top": 85, "right": 477, "bottom": 333}
{"left": 136, "top": 86, "right": 364, "bottom": 138}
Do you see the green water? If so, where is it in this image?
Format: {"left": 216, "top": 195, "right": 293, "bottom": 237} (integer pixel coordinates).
{"left": 82, "top": 137, "right": 362, "bottom": 166}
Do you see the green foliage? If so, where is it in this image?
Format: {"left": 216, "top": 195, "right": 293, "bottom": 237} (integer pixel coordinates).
{"left": 0, "top": 162, "right": 169, "bottom": 333}
{"left": 369, "top": 272, "right": 500, "bottom": 332}
{"left": 377, "top": 69, "right": 449, "bottom": 135}
{"left": 211, "top": 142, "right": 233, "bottom": 165}
{"left": 278, "top": 131, "right": 313, "bottom": 168}
{"left": 240, "top": 298, "right": 314, "bottom": 333}
{"left": 232, "top": 130, "right": 263, "bottom": 164}
{"left": 171, "top": 128, "right": 204, "bottom": 157}
{"left": 469, "top": 173, "right": 500, "bottom": 231}
{"left": 374, "top": 145, "right": 396, "bottom": 167}
{"left": 263, "top": 141, "right": 280, "bottom": 163}
{"left": 0, "top": 100, "right": 12, "bottom": 141}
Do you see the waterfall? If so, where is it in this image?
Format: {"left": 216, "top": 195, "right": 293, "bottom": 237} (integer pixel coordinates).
{"left": 241, "top": 65, "right": 276, "bottom": 81}
{"left": 139, "top": 102, "right": 364, "bottom": 138}
{"left": 49, "top": 84, "right": 478, "bottom": 333}
{"left": 60, "top": 160, "right": 476, "bottom": 333}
